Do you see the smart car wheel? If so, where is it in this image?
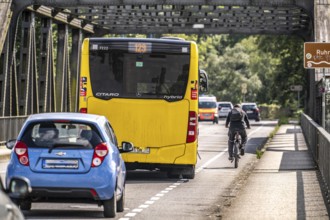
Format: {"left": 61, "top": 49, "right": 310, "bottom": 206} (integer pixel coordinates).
{"left": 103, "top": 192, "right": 117, "bottom": 218}
{"left": 117, "top": 186, "right": 125, "bottom": 212}
{"left": 20, "top": 200, "right": 31, "bottom": 211}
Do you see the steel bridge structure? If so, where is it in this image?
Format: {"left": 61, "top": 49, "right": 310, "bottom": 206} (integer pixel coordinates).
{"left": 4, "top": 0, "right": 330, "bottom": 208}
{"left": 0, "top": 0, "right": 315, "bottom": 119}
{"left": 0, "top": 0, "right": 326, "bottom": 136}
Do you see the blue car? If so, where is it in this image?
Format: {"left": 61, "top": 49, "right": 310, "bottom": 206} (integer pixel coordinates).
{"left": 6, "top": 113, "right": 133, "bottom": 218}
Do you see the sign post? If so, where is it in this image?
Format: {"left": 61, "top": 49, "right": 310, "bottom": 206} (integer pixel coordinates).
{"left": 290, "top": 85, "right": 303, "bottom": 110}
{"left": 304, "top": 42, "right": 330, "bottom": 128}
{"left": 304, "top": 43, "right": 330, "bottom": 69}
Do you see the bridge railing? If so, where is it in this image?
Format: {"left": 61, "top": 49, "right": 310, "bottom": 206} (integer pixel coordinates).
{"left": 0, "top": 116, "right": 27, "bottom": 145}
{"left": 301, "top": 113, "right": 330, "bottom": 193}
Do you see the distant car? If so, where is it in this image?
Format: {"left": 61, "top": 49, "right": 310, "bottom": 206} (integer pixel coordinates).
{"left": 0, "top": 176, "right": 31, "bottom": 220}
{"left": 199, "top": 96, "right": 219, "bottom": 124}
{"left": 6, "top": 113, "right": 133, "bottom": 218}
{"left": 217, "top": 102, "right": 233, "bottom": 118}
{"left": 241, "top": 103, "right": 261, "bottom": 121}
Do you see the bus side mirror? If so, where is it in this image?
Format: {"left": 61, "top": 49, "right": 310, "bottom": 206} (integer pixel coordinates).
{"left": 120, "top": 141, "right": 134, "bottom": 153}
{"left": 199, "top": 69, "right": 208, "bottom": 93}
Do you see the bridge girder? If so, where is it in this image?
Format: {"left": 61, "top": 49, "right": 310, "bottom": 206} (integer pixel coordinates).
{"left": 12, "top": 0, "right": 313, "bottom": 39}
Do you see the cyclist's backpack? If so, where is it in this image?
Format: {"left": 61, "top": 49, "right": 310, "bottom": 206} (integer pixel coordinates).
{"left": 230, "top": 108, "right": 243, "bottom": 122}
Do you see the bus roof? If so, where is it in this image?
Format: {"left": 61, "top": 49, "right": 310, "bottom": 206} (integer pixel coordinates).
{"left": 199, "top": 96, "right": 217, "bottom": 102}
{"left": 88, "top": 37, "right": 191, "bottom": 45}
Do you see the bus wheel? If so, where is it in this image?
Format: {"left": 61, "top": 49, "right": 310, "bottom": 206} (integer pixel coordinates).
{"left": 167, "top": 170, "right": 181, "bottom": 179}
{"left": 182, "top": 166, "right": 195, "bottom": 179}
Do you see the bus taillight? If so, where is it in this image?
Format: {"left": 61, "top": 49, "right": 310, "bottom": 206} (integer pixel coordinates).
{"left": 80, "top": 108, "right": 87, "bottom": 113}
{"left": 187, "top": 111, "right": 197, "bottom": 143}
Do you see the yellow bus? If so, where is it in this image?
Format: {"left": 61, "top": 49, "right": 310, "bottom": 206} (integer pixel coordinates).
{"left": 79, "top": 38, "right": 207, "bottom": 179}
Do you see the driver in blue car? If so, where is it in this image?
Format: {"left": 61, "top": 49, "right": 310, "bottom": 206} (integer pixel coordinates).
{"left": 225, "top": 104, "right": 251, "bottom": 160}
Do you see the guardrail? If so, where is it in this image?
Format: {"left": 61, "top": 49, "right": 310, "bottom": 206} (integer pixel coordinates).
{"left": 0, "top": 116, "right": 27, "bottom": 145}
{"left": 301, "top": 113, "right": 330, "bottom": 194}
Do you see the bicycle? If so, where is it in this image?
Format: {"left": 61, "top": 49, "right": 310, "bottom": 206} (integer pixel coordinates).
{"left": 231, "top": 131, "right": 242, "bottom": 168}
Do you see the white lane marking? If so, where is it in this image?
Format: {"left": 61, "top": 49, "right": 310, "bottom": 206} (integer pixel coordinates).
{"left": 196, "top": 151, "right": 226, "bottom": 173}
{"left": 123, "top": 124, "right": 266, "bottom": 219}
{"left": 196, "top": 124, "right": 264, "bottom": 173}
{"left": 245, "top": 125, "right": 264, "bottom": 152}
{"left": 119, "top": 218, "right": 130, "bottom": 220}
{"left": 145, "top": 201, "right": 155, "bottom": 205}
{"left": 70, "top": 205, "right": 99, "bottom": 209}
{"left": 125, "top": 213, "right": 137, "bottom": 217}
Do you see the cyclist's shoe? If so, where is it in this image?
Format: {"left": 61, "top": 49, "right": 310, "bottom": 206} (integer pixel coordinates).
{"left": 240, "top": 148, "right": 245, "bottom": 156}
{"left": 228, "top": 156, "right": 234, "bottom": 161}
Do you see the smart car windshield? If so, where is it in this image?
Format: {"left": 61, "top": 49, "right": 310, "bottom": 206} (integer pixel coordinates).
{"left": 199, "top": 101, "right": 217, "bottom": 108}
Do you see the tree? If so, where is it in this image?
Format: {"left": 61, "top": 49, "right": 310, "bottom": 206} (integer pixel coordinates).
{"left": 199, "top": 36, "right": 262, "bottom": 104}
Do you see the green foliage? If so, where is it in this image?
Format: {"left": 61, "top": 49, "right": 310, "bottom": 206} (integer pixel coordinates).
{"left": 259, "top": 103, "right": 292, "bottom": 119}
{"left": 197, "top": 34, "right": 305, "bottom": 108}
{"left": 278, "top": 117, "right": 289, "bottom": 125}
{"left": 256, "top": 149, "right": 264, "bottom": 159}
{"left": 199, "top": 36, "right": 262, "bottom": 104}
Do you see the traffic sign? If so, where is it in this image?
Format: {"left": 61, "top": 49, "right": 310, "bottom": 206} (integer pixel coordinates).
{"left": 304, "top": 42, "right": 330, "bottom": 68}
{"left": 290, "top": 85, "right": 303, "bottom": 91}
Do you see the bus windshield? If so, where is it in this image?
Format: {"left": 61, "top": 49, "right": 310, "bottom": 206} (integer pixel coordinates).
{"left": 89, "top": 43, "right": 190, "bottom": 101}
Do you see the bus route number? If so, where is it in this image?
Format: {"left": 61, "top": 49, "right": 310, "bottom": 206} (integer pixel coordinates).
{"left": 129, "top": 42, "right": 151, "bottom": 53}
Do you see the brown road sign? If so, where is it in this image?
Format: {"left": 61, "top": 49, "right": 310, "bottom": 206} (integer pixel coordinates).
{"left": 304, "top": 42, "right": 330, "bottom": 69}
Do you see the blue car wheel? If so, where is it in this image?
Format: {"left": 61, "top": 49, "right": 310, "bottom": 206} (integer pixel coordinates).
{"left": 103, "top": 191, "right": 116, "bottom": 218}
{"left": 117, "top": 186, "right": 125, "bottom": 212}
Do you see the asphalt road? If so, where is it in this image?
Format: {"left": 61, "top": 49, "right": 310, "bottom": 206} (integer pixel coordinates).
{"left": 0, "top": 119, "right": 277, "bottom": 220}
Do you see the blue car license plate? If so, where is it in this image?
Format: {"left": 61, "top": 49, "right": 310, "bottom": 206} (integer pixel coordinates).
{"left": 43, "top": 159, "right": 79, "bottom": 169}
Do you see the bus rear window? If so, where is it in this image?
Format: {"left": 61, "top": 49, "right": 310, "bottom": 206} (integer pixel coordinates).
{"left": 89, "top": 42, "right": 190, "bottom": 101}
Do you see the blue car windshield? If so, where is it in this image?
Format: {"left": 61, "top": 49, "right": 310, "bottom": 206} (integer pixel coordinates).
{"left": 21, "top": 121, "right": 103, "bottom": 149}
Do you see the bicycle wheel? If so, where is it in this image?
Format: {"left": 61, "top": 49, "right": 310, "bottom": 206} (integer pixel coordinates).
{"left": 234, "top": 142, "right": 239, "bottom": 168}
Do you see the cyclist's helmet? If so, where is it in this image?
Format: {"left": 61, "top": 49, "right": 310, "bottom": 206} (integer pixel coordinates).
{"left": 234, "top": 104, "right": 241, "bottom": 108}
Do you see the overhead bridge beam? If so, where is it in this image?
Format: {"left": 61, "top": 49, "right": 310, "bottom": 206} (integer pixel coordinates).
{"left": 26, "top": 6, "right": 94, "bottom": 33}
{"left": 11, "top": 0, "right": 313, "bottom": 39}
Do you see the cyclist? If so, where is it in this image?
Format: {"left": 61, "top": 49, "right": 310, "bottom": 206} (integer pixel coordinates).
{"left": 225, "top": 104, "right": 250, "bottom": 160}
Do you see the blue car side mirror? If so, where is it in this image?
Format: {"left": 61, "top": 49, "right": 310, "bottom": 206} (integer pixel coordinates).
{"left": 5, "top": 139, "right": 16, "bottom": 150}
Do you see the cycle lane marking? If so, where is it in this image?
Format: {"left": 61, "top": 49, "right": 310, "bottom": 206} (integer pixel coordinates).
{"left": 119, "top": 124, "right": 265, "bottom": 220}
